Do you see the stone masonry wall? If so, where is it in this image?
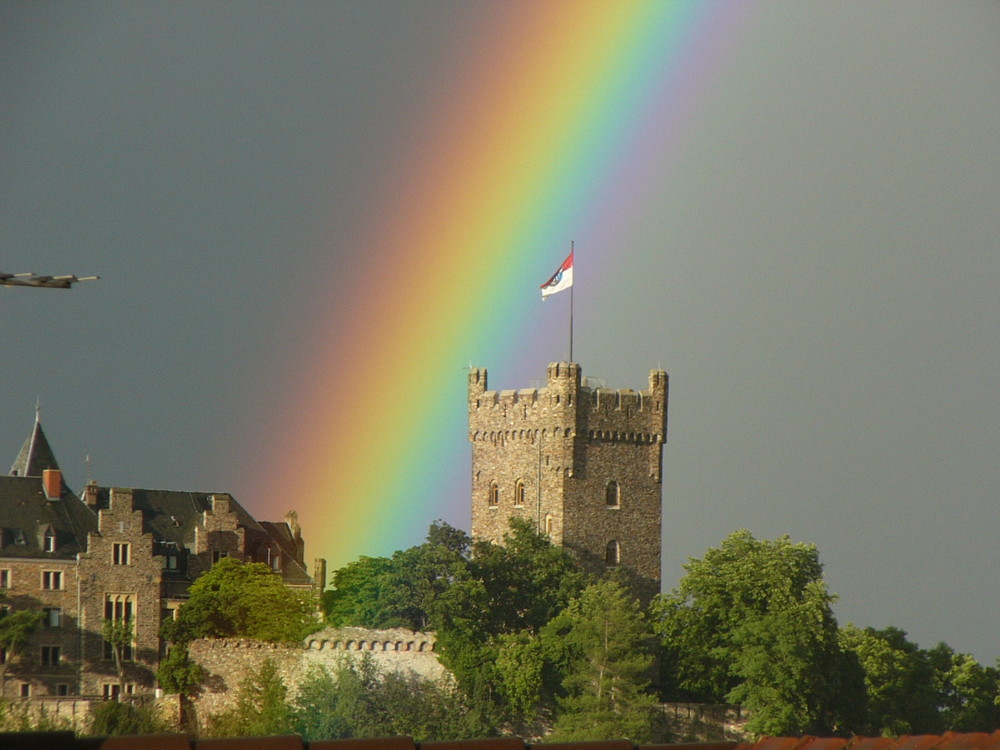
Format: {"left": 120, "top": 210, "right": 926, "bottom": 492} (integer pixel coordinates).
{"left": 469, "top": 362, "right": 667, "bottom": 599}
{"left": 188, "top": 627, "right": 447, "bottom": 719}
{"left": 78, "top": 488, "right": 164, "bottom": 697}
{"left": 0, "top": 557, "right": 81, "bottom": 699}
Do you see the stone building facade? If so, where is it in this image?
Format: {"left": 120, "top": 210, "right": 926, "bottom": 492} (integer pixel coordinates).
{"left": 0, "top": 413, "right": 321, "bottom": 701}
{"left": 469, "top": 362, "right": 668, "bottom": 600}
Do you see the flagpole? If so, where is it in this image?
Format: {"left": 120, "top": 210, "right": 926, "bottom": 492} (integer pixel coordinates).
{"left": 569, "top": 240, "right": 574, "bottom": 363}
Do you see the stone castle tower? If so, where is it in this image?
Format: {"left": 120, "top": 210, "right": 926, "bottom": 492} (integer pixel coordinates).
{"left": 468, "top": 362, "right": 668, "bottom": 598}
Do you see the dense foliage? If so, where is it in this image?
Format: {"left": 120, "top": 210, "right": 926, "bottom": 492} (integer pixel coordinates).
{"left": 545, "top": 577, "right": 662, "bottom": 743}
{"left": 162, "top": 557, "right": 320, "bottom": 643}
{"left": 653, "top": 529, "right": 1000, "bottom": 737}
{"left": 652, "top": 530, "right": 863, "bottom": 735}
{"left": 0, "top": 595, "right": 44, "bottom": 660}
{"left": 319, "top": 523, "right": 1000, "bottom": 740}
{"left": 158, "top": 558, "right": 321, "bottom": 693}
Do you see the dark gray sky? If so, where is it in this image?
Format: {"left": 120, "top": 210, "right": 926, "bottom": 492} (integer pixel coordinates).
{"left": 2, "top": 2, "right": 998, "bottom": 664}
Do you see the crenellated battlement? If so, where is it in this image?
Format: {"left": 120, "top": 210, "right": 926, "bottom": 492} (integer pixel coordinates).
{"left": 188, "top": 628, "right": 448, "bottom": 718}
{"left": 469, "top": 362, "right": 668, "bottom": 443}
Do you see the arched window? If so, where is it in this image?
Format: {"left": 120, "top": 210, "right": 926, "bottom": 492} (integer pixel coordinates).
{"left": 514, "top": 480, "right": 525, "bottom": 507}
{"left": 489, "top": 482, "right": 499, "bottom": 507}
{"left": 606, "top": 540, "right": 620, "bottom": 566}
{"left": 544, "top": 514, "right": 554, "bottom": 536}
{"left": 605, "top": 480, "right": 620, "bottom": 507}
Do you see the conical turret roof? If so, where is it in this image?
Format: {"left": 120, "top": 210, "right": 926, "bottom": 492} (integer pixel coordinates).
{"left": 10, "top": 410, "right": 61, "bottom": 477}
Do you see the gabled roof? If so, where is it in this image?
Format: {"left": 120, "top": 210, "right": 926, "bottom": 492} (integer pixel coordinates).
{"left": 0, "top": 475, "right": 98, "bottom": 559}
{"left": 87, "top": 486, "right": 313, "bottom": 584}
{"left": 9, "top": 413, "right": 60, "bottom": 478}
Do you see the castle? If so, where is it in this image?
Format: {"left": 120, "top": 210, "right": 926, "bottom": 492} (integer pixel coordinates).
{"left": 469, "top": 362, "right": 668, "bottom": 599}
{"left": 0, "top": 411, "right": 322, "bottom": 701}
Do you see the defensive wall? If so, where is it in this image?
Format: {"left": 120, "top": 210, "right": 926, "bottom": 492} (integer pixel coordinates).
{"left": 188, "top": 627, "right": 447, "bottom": 717}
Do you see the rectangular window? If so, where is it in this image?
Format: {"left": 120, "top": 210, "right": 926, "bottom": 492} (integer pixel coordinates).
{"left": 0, "top": 647, "right": 7, "bottom": 664}
{"left": 20, "top": 683, "right": 30, "bottom": 698}
{"left": 56, "top": 684, "right": 69, "bottom": 696}
{"left": 212, "top": 550, "right": 228, "bottom": 563}
{"left": 41, "top": 646, "right": 60, "bottom": 666}
{"left": 41, "top": 570, "right": 63, "bottom": 590}
{"left": 0, "top": 569, "right": 9, "bottom": 588}
{"left": 166, "top": 553, "right": 179, "bottom": 570}
{"left": 44, "top": 608, "right": 62, "bottom": 628}
{"left": 103, "top": 595, "right": 134, "bottom": 661}
{"left": 112, "top": 543, "right": 130, "bottom": 565}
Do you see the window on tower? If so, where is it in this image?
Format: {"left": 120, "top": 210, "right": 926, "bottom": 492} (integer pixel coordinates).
{"left": 489, "top": 482, "right": 499, "bottom": 507}
{"left": 606, "top": 540, "right": 621, "bottom": 566}
{"left": 605, "top": 480, "right": 620, "bottom": 507}
{"left": 514, "top": 480, "right": 525, "bottom": 507}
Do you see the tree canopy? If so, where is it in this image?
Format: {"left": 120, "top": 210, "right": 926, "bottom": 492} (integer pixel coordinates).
{"left": 158, "top": 558, "right": 320, "bottom": 695}
{"left": 545, "top": 577, "right": 661, "bottom": 743}
{"left": 162, "top": 557, "right": 319, "bottom": 644}
{"left": 653, "top": 529, "right": 863, "bottom": 736}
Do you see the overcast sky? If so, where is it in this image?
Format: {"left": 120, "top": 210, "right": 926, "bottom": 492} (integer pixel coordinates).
{"left": 2, "top": 2, "right": 998, "bottom": 664}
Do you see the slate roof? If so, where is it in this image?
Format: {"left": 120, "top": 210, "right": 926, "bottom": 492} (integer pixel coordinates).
{"left": 0, "top": 474, "right": 97, "bottom": 559}
{"left": 9, "top": 413, "right": 61, "bottom": 478}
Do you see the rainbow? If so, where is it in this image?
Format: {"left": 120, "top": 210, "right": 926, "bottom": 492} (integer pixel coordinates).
{"left": 248, "top": 1, "right": 754, "bottom": 573}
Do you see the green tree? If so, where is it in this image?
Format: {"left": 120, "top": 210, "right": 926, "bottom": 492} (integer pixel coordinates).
{"left": 163, "top": 558, "right": 319, "bottom": 644}
{"left": 323, "top": 555, "right": 398, "bottom": 628}
{"left": 292, "top": 655, "right": 480, "bottom": 742}
{"left": 208, "top": 658, "right": 294, "bottom": 737}
{"left": 839, "top": 624, "right": 941, "bottom": 735}
{"left": 928, "top": 643, "right": 999, "bottom": 731}
{"left": 156, "top": 643, "right": 205, "bottom": 697}
{"left": 320, "top": 519, "right": 589, "bottom": 732}
{"left": 102, "top": 617, "right": 134, "bottom": 697}
{"left": 653, "top": 530, "right": 862, "bottom": 735}
{"left": 0, "top": 598, "right": 45, "bottom": 661}
{"left": 545, "top": 578, "right": 661, "bottom": 743}
{"left": 158, "top": 558, "right": 319, "bottom": 695}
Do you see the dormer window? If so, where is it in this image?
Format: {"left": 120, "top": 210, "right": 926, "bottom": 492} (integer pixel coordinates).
{"left": 13, "top": 530, "right": 26, "bottom": 546}
{"left": 43, "top": 529, "right": 56, "bottom": 553}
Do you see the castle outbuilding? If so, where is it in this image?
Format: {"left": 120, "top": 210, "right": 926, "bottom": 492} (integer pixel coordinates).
{"left": 469, "top": 362, "right": 668, "bottom": 599}
{"left": 0, "top": 412, "right": 321, "bottom": 701}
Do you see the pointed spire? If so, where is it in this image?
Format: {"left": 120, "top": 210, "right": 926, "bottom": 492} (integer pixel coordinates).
{"left": 10, "top": 408, "right": 61, "bottom": 477}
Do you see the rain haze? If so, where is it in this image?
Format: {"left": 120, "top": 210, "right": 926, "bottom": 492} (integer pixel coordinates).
{"left": 2, "top": 2, "right": 998, "bottom": 665}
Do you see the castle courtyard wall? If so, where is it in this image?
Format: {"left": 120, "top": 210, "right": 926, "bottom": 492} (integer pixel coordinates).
{"left": 188, "top": 627, "right": 447, "bottom": 718}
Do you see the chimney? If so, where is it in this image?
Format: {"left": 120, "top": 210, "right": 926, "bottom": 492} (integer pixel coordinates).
{"left": 83, "top": 480, "right": 99, "bottom": 508}
{"left": 313, "top": 558, "right": 327, "bottom": 591}
{"left": 42, "top": 469, "right": 62, "bottom": 500}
